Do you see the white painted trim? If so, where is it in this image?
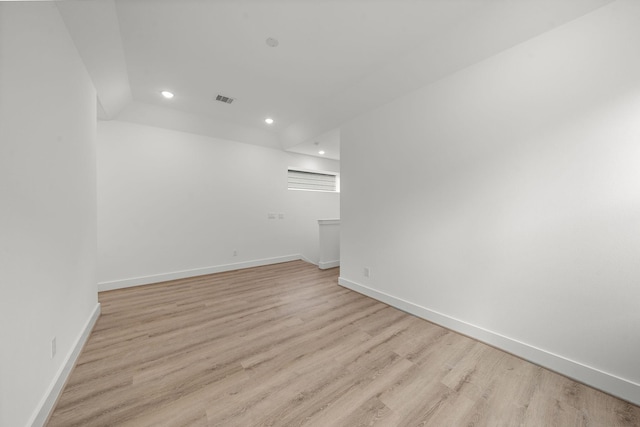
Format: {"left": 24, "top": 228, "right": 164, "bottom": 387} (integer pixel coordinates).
{"left": 300, "top": 255, "right": 318, "bottom": 266}
{"left": 30, "top": 303, "right": 101, "bottom": 427}
{"left": 338, "top": 276, "right": 640, "bottom": 406}
{"left": 98, "top": 255, "right": 302, "bottom": 291}
{"left": 287, "top": 166, "right": 339, "bottom": 177}
{"left": 318, "top": 219, "right": 340, "bottom": 225}
{"left": 319, "top": 260, "right": 340, "bottom": 269}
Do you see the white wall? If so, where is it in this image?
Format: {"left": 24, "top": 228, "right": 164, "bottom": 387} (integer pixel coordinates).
{"left": 97, "top": 120, "right": 339, "bottom": 288}
{"left": 340, "top": 0, "right": 640, "bottom": 404}
{"left": 0, "top": 3, "right": 99, "bottom": 427}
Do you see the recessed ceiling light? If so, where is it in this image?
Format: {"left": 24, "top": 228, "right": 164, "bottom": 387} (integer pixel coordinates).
{"left": 161, "top": 91, "right": 174, "bottom": 99}
{"left": 266, "top": 37, "right": 279, "bottom": 48}
{"left": 318, "top": 150, "right": 325, "bottom": 155}
{"left": 265, "top": 118, "right": 274, "bottom": 125}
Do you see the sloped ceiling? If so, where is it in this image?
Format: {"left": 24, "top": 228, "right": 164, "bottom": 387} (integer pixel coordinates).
{"left": 57, "top": 0, "right": 613, "bottom": 159}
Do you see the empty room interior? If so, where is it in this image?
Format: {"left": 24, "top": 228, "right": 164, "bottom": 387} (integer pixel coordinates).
{"left": 2, "top": 0, "right": 640, "bottom": 426}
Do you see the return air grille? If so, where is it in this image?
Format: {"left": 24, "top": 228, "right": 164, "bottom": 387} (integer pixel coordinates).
{"left": 215, "top": 94, "right": 235, "bottom": 104}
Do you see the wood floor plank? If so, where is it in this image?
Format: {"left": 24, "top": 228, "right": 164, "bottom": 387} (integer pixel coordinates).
{"left": 47, "top": 261, "right": 640, "bottom": 426}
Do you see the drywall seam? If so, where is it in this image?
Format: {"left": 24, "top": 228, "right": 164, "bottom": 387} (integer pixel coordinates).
{"left": 29, "top": 303, "right": 101, "bottom": 427}
{"left": 98, "top": 255, "right": 302, "bottom": 291}
{"left": 338, "top": 276, "right": 640, "bottom": 406}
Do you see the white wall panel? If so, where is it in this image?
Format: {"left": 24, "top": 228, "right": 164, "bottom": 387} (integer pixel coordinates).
{"left": 97, "top": 120, "right": 339, "bottom": 287}
{"left": 340, "top": 0, "right": 640, "bottom": 404}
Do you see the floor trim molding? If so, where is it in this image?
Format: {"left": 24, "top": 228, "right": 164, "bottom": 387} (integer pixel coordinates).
{"left": 30, "top": 303, "right": 101, "bottom": 427}
{"left": 338, "top": 276, "right": 640, "bottom": 406}
{"left": 319, "top": 260, "right": 340, "bottom": 270}
{"left": 98, "top": 255, "right": 302, "bottom": 291}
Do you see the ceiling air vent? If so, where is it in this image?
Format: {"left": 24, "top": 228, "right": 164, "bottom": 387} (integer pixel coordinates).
{"left": 215, "top": 94, "right": 235, "bottom": 104}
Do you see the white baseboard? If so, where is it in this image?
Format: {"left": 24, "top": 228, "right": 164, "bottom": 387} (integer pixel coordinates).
{"left": 98, "top": 254, "right": 302, "bottom": 291}
{"left": 30, "top": 303, "right": 101, "bottom": 427}
{"left": 300, "top": 255, "right": 318, "bottom": 266}
{"left": 319, "top": 260, "right": 340, "bottom": 269}
{"left": 338, "top": 276, "right": 640, "bottom": 406}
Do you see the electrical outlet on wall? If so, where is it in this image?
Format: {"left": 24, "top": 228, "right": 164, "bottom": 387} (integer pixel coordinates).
{"left": 51, "top": 337, "right": 57, "bottom": 359}
{"left": 364, "top": 267, "right": 370, "bottom": 278}
{"left": 233, "top": 250, "right": 238, "bottom": 257}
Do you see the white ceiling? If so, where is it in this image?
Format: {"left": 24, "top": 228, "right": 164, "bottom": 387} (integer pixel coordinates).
{"left": 57, "top": 0, "right": 613, "bottom": 160}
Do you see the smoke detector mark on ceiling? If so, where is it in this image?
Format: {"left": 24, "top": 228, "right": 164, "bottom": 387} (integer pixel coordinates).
{"left": 215, "top": 94, "right": 235, "bottom": 104}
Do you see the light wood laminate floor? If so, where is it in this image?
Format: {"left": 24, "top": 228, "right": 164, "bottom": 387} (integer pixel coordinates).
{"left": 48, "top": 261, "right": 639, "bottom": 426}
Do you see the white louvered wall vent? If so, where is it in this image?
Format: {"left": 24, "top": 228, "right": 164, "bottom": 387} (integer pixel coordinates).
{"left": 215, "top": 94, "right": 235, "bottom": 104}
{"left": 287, "top": 168, "right": 339, "bottom": 193}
